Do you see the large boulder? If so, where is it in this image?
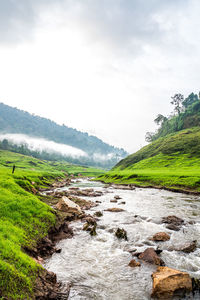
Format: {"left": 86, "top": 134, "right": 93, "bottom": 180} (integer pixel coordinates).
{"left": 138, "top": 248, "right": 164, "bottom": 266}
{"left": 151, "top": 266, "right": 192, "bottom": 299}
{"left": 152, "top": 232, "right": 170, "bottom": 242}
{"left": 56, "top": 196, "right": 82, "bottom": 214}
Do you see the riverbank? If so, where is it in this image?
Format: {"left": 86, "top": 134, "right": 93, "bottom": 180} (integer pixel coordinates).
{"left": 0, "top": 150, "right": 104, "bottom": 299}
{"left": 97, "top": 168, "right": 200, "bottom": 194}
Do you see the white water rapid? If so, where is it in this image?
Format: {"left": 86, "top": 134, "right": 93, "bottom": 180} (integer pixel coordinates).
{"left": 44, "top": 179, "right": 200, "bottom": 299}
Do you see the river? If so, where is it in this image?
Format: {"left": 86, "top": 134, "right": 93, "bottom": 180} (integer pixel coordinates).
{"left": 44, "top": 179, "right": 200, "bottom": 299}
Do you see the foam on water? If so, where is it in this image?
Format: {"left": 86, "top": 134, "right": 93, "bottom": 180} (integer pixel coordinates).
{"left": 44, "top": 179, "right": 200, "bottom": 299}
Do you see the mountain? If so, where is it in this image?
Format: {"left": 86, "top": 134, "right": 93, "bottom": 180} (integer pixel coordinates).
{"left": 0, "top": 102, "right": 128, "bottom": 168}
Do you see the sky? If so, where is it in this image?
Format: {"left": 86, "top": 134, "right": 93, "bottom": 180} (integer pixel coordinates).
{"left": 0, "top": 0, "right": 199, "bottom": 153}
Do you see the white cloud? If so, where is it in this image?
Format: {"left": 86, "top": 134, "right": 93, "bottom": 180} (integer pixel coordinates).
{"left": 0, "top": 0, "right": 199, "bottom": 153}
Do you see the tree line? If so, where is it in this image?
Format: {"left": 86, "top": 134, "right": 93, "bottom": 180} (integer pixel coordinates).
{"left": 0, "top": 139, "right": 119, "bottom": 169}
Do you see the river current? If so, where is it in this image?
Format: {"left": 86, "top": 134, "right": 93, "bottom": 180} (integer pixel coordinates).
{"left": 44, "top": 179, "right": 200, "bottom": 299}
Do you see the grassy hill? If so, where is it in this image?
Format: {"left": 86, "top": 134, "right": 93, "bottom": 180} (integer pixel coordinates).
{"left": 98, "top": 127, "right": 200, "bottom": 192}
{"left": 0, "top": 150, "right": 104, "bottom": 299}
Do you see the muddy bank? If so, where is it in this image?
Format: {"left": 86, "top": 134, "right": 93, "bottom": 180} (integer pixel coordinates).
{"left": 29, "top": 219, "right": 73, "bottom": 299}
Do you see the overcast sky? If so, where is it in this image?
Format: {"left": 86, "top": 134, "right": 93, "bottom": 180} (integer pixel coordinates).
{"left": 0, "top": 0, "right": 199, "bottom": 153}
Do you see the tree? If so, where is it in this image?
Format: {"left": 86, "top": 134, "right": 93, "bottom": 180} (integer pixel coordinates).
{"left": 2, "top": 139, "right": 9, "bottom": 150}
{"left": 182, "top": 93, "right": 198, "bottom": 108}
{"left": 145, "top": 132, "right": 155, "bottom": 142}
{"left": 171, "top": 94, "right": 184, "bottom": 115}
{"left": 154, "top": 114, "right": 167, "bottom": 126}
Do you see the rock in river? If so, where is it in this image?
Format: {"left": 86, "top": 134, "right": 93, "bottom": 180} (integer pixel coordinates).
{"left": 138, "top": 248, "right": 164, "bottom": 266}
{"left": 166, "top": 224, "right": 181, "bottom": 231}
{"left": 152, "top": 232, "right": 170, "bottom": 242}
{"left": 162, "top": 215, "right": 184, "bottom": 226}
{"left": 177, "top": 240, "right": 197, "bottom": 253}
{"left": 105, "top": 208, "right": 125, "bottom": 212}
{"left": 56, "top": 196, "right": 82, "bottom": 214}
{"left": 128, "top": 259, "right": 141, "bottom": 268}
{"left": 114, "top": 195, "right": 122, "bottom": 200}
{"left": 115, "top": 228, "right": 128, "bottom": 240}
{"left": 82, "top": 216, "right": 97, "bottom": 225}
{"left": 110, "top": 199, "right": 118, "bottom": 203}
{"left": 151, "top": 266, "right": 192, "bottom": 299}
{"left": 94, "top": 211, "right": 103, "bottom": 217}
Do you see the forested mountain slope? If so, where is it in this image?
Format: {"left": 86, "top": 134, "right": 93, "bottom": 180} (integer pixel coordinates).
{"left": 0, "top": 103, "right": 127, "bottom": 167}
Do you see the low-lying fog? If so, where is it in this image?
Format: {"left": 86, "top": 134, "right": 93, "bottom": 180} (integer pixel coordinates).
{"left": 0, "top": 133, "right": 118, "bottom": 162}
{"left": 0, "top": 133, "right": 87, "bottom": 158}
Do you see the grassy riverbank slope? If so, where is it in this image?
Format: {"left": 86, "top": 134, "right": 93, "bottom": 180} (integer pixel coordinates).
{"left": 0, "top": 150, "right": 104, "bottom": 299}
{"left": 98, "top": 127, "right": 200, "bottom": 192}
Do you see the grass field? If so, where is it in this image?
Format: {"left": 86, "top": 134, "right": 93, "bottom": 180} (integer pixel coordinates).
{"left": 98, "top": 128, "right": 200, "bottom": 192}
{"left": 98, "top": 167, "right": 200, "bottom": 191}
{"left": 0, "top": 150, "right": 104, "bottom": 299}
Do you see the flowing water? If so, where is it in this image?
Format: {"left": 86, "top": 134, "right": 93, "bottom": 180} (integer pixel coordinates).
{"left": 44, "top": 179, "right": 200, "bottom": 299}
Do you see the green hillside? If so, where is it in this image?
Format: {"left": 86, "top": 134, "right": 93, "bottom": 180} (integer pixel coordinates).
{"left": 146, "top": 92, "right": 200, "bottom": 142}
{"left": 98, "top": 127, "right": 200, "bottom": 192}
{"left": 115, "top": 127, "right": 200, "bottom": 170}
{"left": 0, "top": 150, "right": 104, "bottom": 299}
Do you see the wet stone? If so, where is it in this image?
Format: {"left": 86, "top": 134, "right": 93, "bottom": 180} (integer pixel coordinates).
{"left": 152, "top": 232, "right": 170, "bottom": 242}
{"left": 177, "top": 240, "right": 197, "bottom": 253}
{"left": 166, "top": 224, "right": 181, "bottom": 231}
{"left": 115, "top": 228, "right": 128, "bottom": 241}
{"left": 105, "top": 208, "right": 125, "bottom": 212}
{"left": 151, "top": 266, "right": 192, "bottom": 299}
{"left": 94, "top": 211, "right": 103, "bottom": 217}
{"left": 162, "top": 215, "right": 184, "bottom": 226}
{"left": 138, "top": 248, "right": 164, "bottom": 266}
{"left": 110, "top": 199, "right": 118, "bottom": 203}
{"left": 128, "top": 259, "right": 141, "bottom": 268}
{"left": 114, "top": 195, "right": 122, "bottom": 200}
